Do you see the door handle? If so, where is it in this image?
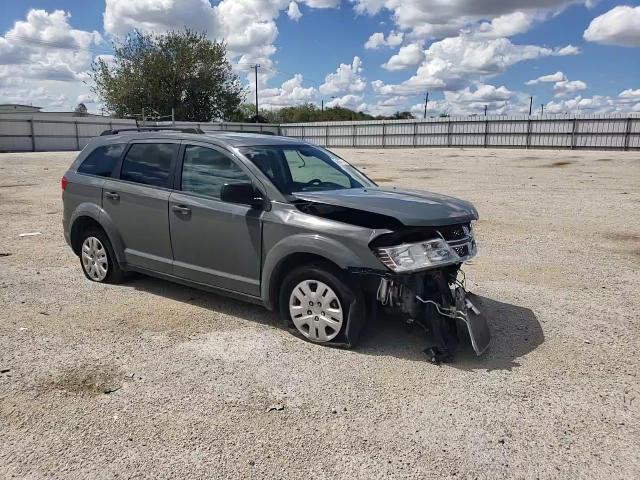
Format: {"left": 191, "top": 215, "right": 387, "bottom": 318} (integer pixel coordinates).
{"left": 105, "top": 191, "right": 119, "bottom": 200}
{"left": 172, "top": 205, "right": 191, "bottom": 215}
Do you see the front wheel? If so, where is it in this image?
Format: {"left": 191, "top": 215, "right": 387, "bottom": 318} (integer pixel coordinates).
{"left": 279, "top": 264, "right": 365, "bottom": 346}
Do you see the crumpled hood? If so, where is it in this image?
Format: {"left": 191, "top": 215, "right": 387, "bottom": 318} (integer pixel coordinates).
{"left": 292, "top": 187, "right": 478, "bottom": 227}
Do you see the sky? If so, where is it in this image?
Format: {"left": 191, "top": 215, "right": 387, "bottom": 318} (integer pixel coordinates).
{"left": 1, "top": 0, "right": 639, "bottom": 117}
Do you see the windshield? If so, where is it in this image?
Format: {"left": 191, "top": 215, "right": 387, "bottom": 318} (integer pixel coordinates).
{"left": 239, "top": 144, "right": 376, "bottom": 194}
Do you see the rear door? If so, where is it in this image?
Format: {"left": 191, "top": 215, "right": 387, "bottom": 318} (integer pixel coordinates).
{"left": 102, "top": 140, "right": 180, "bottom": 274}
{"left": 169, "top": 142, "right": 263, "bottom": 296}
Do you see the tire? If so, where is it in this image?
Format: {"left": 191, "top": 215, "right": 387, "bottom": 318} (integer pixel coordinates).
{"left": 79, "top": 227, "right": 124, "bottom": 284}
{"left": 279, "top": 263, "right": 365, "bottom": 347}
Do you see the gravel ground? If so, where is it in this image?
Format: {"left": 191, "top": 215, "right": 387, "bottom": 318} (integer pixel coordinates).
{"left": 1, "top": 147, "right": 639, "bottom": 479}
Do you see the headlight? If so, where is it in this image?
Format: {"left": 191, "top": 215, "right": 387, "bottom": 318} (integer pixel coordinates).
{"left": 375, "top": 238, "right": 461, "bottom": 273}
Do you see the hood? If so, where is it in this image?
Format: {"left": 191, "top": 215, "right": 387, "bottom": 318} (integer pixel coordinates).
{"left": 292, "top": 187, "right": 478, "bottom": 227}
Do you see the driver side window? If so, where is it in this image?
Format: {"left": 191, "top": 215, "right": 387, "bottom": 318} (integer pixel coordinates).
{"left": 181, "top": 145, "right": 250, "bottom": 199}
{"left": 283, "top": 150, "right": 351, "bottom": 188}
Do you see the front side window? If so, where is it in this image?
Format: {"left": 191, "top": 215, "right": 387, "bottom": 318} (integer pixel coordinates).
{"left": 120, "top": 143, "right": 179, "bottom": 187}
{"left": 239, "top": 144, "right": 374, "bottom": 194}
{"left": 77, "top": 144, "right": 125, "bottom": 177}
{"left": 181, "top": 145, "right": 250, "bottom": 199}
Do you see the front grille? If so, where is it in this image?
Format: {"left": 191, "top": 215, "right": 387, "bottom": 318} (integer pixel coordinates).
{"left": 452, "top": 245, "right": 469, "bottom": 258}
{"left": 438, "top": 223, "right": 470, "bottom": 242}
{"left": 441, "top": 223, "right": 476, "bottom": 261}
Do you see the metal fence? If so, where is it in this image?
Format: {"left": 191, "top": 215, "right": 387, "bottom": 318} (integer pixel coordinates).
{"left": 1, "top": 113, "right": 639, "bottom": 152}
{"left": 0, "top": 115, "right": 279, "bottom": 152}
{"left": 279, "top": 114, "right": 640, "bottom": 150}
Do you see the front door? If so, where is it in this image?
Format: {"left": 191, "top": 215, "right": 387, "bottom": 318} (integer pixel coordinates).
{"left": 169, "top": 143, "right": 263, "bottom": 296}
{"left": 102, "top": 141, "right": 180, "bottom": 274}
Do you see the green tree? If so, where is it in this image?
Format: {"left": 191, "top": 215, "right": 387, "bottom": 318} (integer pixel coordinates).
{"left": 73, "top": 103, "right": 88, "bottom": 117}
{"left": 91, "top": 30, "right": 245, "bottom": 122}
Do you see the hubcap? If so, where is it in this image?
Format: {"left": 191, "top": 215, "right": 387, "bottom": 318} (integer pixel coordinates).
{"left": 81, "top": 236, "right": 108, "bottom": 281}
{"left": 289, "top": 280, "right": 343, "bottom": 342}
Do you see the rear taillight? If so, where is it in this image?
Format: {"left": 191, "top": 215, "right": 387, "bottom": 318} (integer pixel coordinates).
{"left": 61, "top": 176, "right": 68, "bottom": 191}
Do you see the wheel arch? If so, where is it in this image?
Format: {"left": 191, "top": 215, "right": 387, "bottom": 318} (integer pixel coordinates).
{"left": 261, "top": 234, "right": 362, "bottom": 311}
{"left": 69, "top": 204, "right": 125, "bottom": 264}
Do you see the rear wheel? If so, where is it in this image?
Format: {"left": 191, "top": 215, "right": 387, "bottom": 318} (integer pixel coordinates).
{"left": 279, "top": 263, "right": 364, "bottom": 346}
{"left": 79, "top": 228, "right": 124, "bottom": 284}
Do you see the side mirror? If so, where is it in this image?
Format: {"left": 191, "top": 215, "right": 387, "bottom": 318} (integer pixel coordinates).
{"left": 220, "top": 182, "right": 265, "bottom": 208}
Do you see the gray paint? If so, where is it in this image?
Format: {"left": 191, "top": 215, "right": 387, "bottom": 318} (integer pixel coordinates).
{"left": 293, "top": 187, "right": 478, "bottom": 226}
{"left": 63, "top": 131, "right": 475, "bottom": 310}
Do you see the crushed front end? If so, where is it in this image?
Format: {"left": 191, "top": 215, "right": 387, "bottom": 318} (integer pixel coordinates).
{"left": 356, "top": 222, "right": 490, "bottom": 362}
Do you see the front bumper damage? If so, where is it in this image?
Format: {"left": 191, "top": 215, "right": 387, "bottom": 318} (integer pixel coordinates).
{"left": 352, "top": 266, "right": 491, "bottom": 363}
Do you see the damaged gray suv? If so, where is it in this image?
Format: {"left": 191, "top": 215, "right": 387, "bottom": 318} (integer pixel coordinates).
{"left": 62, "top": 127, "right": 489, "bottom": 361}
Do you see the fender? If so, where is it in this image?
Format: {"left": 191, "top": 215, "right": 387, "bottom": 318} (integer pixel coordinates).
{"left": 261, "top": 233, "right": 366, "bottom": 310}
{"left": 69, "top": 203, "right": 126, "bottom": 266}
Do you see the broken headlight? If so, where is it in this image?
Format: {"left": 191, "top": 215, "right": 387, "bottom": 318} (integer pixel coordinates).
{"left": 375, "top": 238, "right": 461, "bottom": 273}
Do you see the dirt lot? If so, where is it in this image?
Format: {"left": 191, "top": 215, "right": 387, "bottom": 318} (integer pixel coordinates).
{"left": 1, "top": 147, "right": 639, "bottom": 479}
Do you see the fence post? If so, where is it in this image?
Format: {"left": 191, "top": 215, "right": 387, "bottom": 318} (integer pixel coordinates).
{"left": 526, "top": 117, "right": 532, "bottom": 149}
{"left": 74, "top": 121, "right": 80, "bottom": 150}
{"left": 624, "top": 117, "right": 632, "bottom": 151}
{"left": 29, "top": 117, "right": 36, "bottom": 152}
{"left": 352, "top": 124, "right": 356, "bottom": 147}
{"left": 382, "top": 123, "right": 386, "bottom": 148}
{"left": 571, "top": 118, "right": 577, "bottom": 150}
{"left": 447, "top": 120, "right": 452, "bottom": 147}
{"left": 301, "top": 125, "right": 305, "bottom": 142}
{"left": 413, "top": 122, "right": 418, "bottom": 148}
{"left": 325, "top": 125, "right": 329, "bottom": 147}
{"left": 483, "top": 118, "right": 489, "bottom": 148}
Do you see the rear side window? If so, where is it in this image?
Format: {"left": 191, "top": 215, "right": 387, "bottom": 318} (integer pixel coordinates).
{"left": 181, "top": 145, "right": 250, "bottom": 199}
{"left": 77, "top": 144, "right": 124, "bottom": 177}
{"left": 120, "top": 143, "right": 179, "bottom": 188}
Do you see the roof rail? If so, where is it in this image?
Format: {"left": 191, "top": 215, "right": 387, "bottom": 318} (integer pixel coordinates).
{"left": 221, "top": 129, "right": 276, "bottom": 136}
{"left": 100, "top": 127, "right": 205, "bottom": 136}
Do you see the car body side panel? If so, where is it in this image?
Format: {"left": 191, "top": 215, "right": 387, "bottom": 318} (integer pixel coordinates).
{"left": 169, "top": 191, "right": 263, "bottom": 296}
{"left": 260, "top": 202, "right": 390, "bottom": 309}
{"left": 62, "top": 171, "right": 105, "bottom": 245}
{"left": 101, "top": 179, "right": 173, "bottom": 274}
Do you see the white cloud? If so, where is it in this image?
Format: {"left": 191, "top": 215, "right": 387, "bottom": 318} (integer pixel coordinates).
{"left": 364, "top": 31, "right": 403, "bottom": 49}
{"left": 618, "top": 88, "right": 640, "bottom": 103}
{"left": 287, "top": 2, "right": 303, "bottom": 21}
{"left": 526, "top": 71, "right": 567, "bottom": 85}
{"left": 371, "top": 35, "right": 578, "bottom": 95}
{"left": 364, "top": 32, "right": 385, "bottom": 49}
{"left": 584, "top": 6, "right": 640, "bottom": 47}
{"left": 0, "top": 9, "right": 103, "bottom": 111}
{"left": 553, "top": 79, "right": 587, "bottom": 97}
{"left": 103, "top": 0, "right": 340, "bottom": 88}
{"left": 382, "top": 42, "right": 424, "bottom": 71}
{"left": 555, "top": 44, "right": 581, "bottom": 55}
{"left": 261, "top": 74, "right": 316, "bottom": 109}
{"left": 475, "top": 11, "right": 538, "bottom": 39}
{"left": 76, "top": 93, "right": 98, "bottom": 104}
{"left": 352, "top": 0, "right": 590, "bottom": 40}
{"left": 319, "top": 56, "right": 366, "bottom": 95}
{"left": 445, "top": 84, "right": 513, "bottom": 104}
{"left": 0, "top": 9, "right": 101, "bottom": 81}
{"left": 326, "top": 94, "right": 366, "bottom": 111}
{"left": 526, "top": 71, "right": 587, "bottom": 97}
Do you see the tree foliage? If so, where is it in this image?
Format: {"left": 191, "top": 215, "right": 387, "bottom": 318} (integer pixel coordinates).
{"left": 91, "top": 30, "right": 245, "bottom": 121}
{"left": 73, "top": 103, "right": 88, "bottom": 117}
{"left": 232, "top": 102, "right": 415, "bottom": 123}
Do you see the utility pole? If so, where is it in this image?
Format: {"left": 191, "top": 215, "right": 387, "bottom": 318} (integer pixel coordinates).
{"left": 528, "top": 96, "right": 533, "bottom": 116}
{"left": 484, "top": 105, "right": 488, "bottom": 116}
{"left": 252, "top": 64, "right": 261, "bottom": 117}
{"left": 541, "top": 104, "right": 544, "bottom": 116}
{"left": 321, "top": 99, "right": 324, "bottom": 113}
{"left": 423, "top": 92, "right": 429, "bottom": 119}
